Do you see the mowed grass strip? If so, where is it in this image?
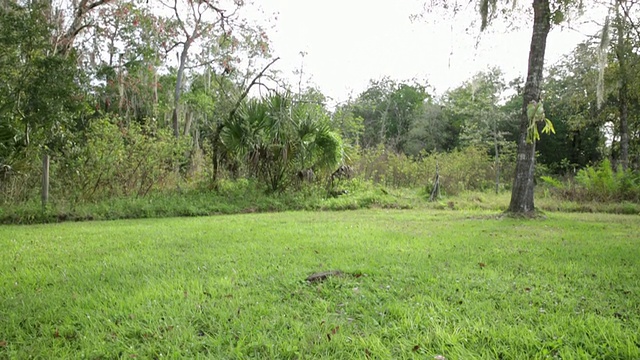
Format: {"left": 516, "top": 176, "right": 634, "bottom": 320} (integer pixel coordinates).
{"left": 0, "top": 210, "right": 639, "bottom": 359}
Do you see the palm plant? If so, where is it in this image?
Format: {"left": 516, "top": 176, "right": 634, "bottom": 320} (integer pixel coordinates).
{"left": 221, "top": 93, "right": 343, "bottom": 192}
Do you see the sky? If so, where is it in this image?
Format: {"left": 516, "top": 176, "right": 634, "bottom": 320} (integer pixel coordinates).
{"left": 247, "top": 0, "right": 606, "bottom": 105}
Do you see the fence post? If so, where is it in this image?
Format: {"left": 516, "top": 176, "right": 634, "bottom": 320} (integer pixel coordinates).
{"left": 429, "top": 160, "right": 440, "bottom": 202}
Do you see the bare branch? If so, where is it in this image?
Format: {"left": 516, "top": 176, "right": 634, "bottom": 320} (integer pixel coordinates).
{"left": 229, "top": 57, "right": 280, "bottom": 120}
{"left": 164, "top": 41, "right": 184, "bottom": 55}
{"left": 57, "top": 0, "right": 113, "bottom": 55}
{"left": 86, "top": 0, "right": 111, "bottom": 11}
{"left": 171, "top": 0, "right": 188, "bottom": 37}
{"left": 618, "top": 0, "right": 640, "bottom": 41}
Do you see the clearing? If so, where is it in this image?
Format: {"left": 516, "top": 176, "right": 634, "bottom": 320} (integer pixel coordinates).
{"left": 1, "top": 210, "right": 639, "bottom": 359}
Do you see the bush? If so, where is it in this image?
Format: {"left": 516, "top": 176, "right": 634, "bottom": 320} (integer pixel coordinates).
{"left": 542, "top": 159, "right": 640, "bottom": 203}
{"left": 0, "top": 145, "right": 42, "bottom": 204}
{"left": 55, "top": 117, "right": 190, "bottom": 203}
{"left": 354, "top": 145, "right": 512, "bottom": 195}
{"left": 574, "top": 159, "right": 640, "bottom": 202}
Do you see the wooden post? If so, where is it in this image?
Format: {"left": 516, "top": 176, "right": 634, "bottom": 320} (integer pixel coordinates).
{"left": 42, "top": 154, "right": 50, "bottom": 210}
{"left": 429, "top": 160, "right": 440, "bottom": 202}
{"left": 494, "top": 120, "right": 500, "bottom": 195}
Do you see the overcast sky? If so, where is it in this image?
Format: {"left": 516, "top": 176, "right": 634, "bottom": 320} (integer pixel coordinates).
{"left": 247, "top": 0, "right": 605, "bottom": 105}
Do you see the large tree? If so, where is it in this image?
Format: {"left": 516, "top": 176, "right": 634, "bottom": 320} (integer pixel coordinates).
{"left": 541, "top": 42, "right": 604, "bottom": 173}
{"left": 348, "top": 78, "right": 431, "bottom": 153}
{"left": 503, "top": 0, "right": 552, "bottom": 214}
{"left": 0, "top": 2, "right": 83, "bottom": 162}
{"left": 423, "top": 0, "right": 584, "bottom": 214}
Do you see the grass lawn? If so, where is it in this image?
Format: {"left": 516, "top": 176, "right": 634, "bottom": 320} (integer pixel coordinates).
{"left": 1, "top": 209, "right": 639, "bottom": 359}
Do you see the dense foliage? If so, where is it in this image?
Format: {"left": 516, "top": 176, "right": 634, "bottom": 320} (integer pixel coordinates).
{"left": 1, "top": 0, "right": 639, "bottom": 219}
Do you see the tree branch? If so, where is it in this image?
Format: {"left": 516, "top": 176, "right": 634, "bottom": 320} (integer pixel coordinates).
{"left": 57, "top": 0, "right": 113, "bottom": 55}
{"left": 618, "top": 0, "right": 640, "bottom": 42}
{"left": 229, "top": 57, "right": 280, "bottom": 120}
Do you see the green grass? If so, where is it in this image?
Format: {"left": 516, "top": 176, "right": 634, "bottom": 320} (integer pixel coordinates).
{"left": 427, "top": 191, "right": 640, "bottom": 215}
{"left": 0, "top": 180, "right": 417, "bottom": 225}
{"left": 3, "top": 182, "right": 639, "bottom": 226}
{"left": 1, "top": 210, "right": 639, "bottom": 359}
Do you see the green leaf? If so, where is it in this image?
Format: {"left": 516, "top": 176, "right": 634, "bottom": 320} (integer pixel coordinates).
{"left": 551, "top": 10, "right": 565, "bottom": 25}
{"left": 542, "top": 118, "right": 556, "bottom": 135}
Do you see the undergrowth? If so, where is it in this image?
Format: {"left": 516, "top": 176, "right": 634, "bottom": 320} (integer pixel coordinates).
{"left": 2, "top": 181, "right": 638, "bottom": 225}
{"left": 0, "top": 179, "right": 417, "bottom": 225}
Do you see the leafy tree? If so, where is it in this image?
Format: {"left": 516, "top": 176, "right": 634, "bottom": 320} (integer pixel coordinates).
{"left": 350, "top": 78, "right": 431, "bottom": 153}
{"left": 443, "top": 68, "right": 507, "bottom": 148}
{"left": 605, "top": 1, "right": 640, "bottom": 171}
{"left": 0, "top": 2, "right": 84, "bottom": 167}
{"left": 541, "top": 41, "right": 604, "bottom": 174}
{"left": 157, "top": 0, "right": 271, "bottom": 138}
{"left": 442, "top": 68, "right": 515, "bottom": 192}
{"left": 331, "top": 104, "right": 365, "bottom": 147}
{"left": 422, "top": 0, "right": 585, "bottom": 214}
{"left": 405, "top": 101, "right": 458, "bottom": 154}
{"left": 86, "top": 1, "right": 167, "bottom": 121}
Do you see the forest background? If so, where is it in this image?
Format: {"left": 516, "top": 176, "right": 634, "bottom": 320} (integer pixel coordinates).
{"left": 1, "top": 0, "right": 639, "bottom": 223}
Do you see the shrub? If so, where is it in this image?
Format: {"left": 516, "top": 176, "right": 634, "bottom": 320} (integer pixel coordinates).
{"left": 542, "top": 159, "right": 640, "bottom": 203}
{"left": 574, "top": 159, "right": 640, "bottom": 202}
{"left": 55, "top": 117, "right": 190, "bottom": 203}
{"left": 354, "top": 146, "right": 512, "bottom": 195}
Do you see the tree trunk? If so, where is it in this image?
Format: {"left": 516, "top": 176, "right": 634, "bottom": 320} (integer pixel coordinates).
{"left": 494, "top": 119, "right": 500, "bottom": 195}
{"left": 173, "top": 42, "right": 192, "bottom": 138}
{"left": 55, "top": 0, "right": 112, "bottom": 56}
{"left": 507, "top": 0, "right": 551, "bottom": 215}
{"left": 118, "top": 53, "right": 125, "bottom": 113}
{"left": 616, "top": 11, "right": 630, "bottom": 171}
{"left": 211, "top": 123, "right": 224, "bottom": 186}
{"left": 42, "top": 153, "right": 49, "bottom": 210}
{"left": 183, "top": 110, "right": 193, "bottom": 137}
{"left": 618, "top": 81, "right": 630, "bottom": 171}
{"left": 153, "top": 69, "right": 159, "bottom": 104}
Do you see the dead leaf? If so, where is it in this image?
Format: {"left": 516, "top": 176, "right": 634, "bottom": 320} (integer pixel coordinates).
{"left": 478, "top": 262, "right": 486, "bottom": 268}
{"left": 0, "top": 340, "right": 7, "bottom": 347}
{"left": 53, "top": 329, "right": 60, "bottom": 338}
{"left": 331, "top": 326, "right": 339, "bottom": 334}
